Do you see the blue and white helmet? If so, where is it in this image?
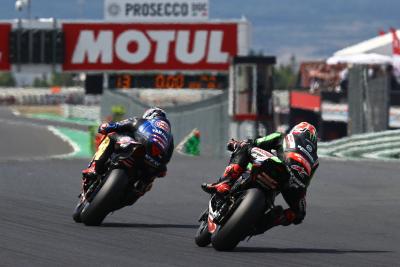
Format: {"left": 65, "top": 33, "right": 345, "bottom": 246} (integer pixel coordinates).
{"left": 142, "top": 107, "right": 167, "bottom": 120}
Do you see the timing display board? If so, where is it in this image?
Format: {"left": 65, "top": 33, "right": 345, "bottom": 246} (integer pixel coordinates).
{"left": 108, "top": 73, "right": 228, "bottom": 89}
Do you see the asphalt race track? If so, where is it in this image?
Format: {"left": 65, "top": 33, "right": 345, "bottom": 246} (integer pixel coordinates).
{"left": 0, "top": 107, "right": 399, "bottom": 266}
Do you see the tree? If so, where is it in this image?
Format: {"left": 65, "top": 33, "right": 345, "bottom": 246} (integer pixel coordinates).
{"left": 32, "top": 77, "right": 49, "bottom": 87}
{"left": 273, "top": 55, "right": 298, "bottom": 90}
{"left": 50, "top": 73, "right": 75, "bottom": 87}
{"left": 0, "top": 72, "right": 16, "bottom": 87}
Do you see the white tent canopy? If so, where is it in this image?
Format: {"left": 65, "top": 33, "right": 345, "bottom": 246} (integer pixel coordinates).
{"left": 334, "top": 30, "right": 400, "bottom": 57}
{"left": 326, "top": 53, "right": 393, "bottom": 65}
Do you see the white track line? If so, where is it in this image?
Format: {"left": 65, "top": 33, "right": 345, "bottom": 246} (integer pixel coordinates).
{"left": 47, "top": 126, "right": 81, "bottom": 159}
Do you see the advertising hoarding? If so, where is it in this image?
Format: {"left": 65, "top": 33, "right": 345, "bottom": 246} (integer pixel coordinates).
{"left": 0, "top": 24, "right": 11, "bottom": 71}
{"left": 62, "top": 22, "right": 238, "bottom": 71}
{"left": 104, "top": 0, "right": 208, "bottom": 21}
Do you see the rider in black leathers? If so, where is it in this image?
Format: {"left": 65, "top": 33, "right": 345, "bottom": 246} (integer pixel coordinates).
{"left": 81, "top": 107, "right": 174, "bottom": 203}
{"left": 202, "top": 122, "right": 319, "bottom": 234}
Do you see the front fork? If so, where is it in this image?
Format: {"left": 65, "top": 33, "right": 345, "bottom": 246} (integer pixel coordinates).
{"left": 205, "top": 194, "right": 236, "bottom": 234}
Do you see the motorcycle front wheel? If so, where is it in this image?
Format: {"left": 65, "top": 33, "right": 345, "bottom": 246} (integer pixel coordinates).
{"left": 195, "top": 220, "right": 212, "bottom": 247}
{"left": 80, "top": 169, "right": 129, "bottom": 226}
{"left": 72, "top": 198, "right": 87, "bottom": 223}
{"left": 211, "top": 188, "right": 267, "bottom": 251}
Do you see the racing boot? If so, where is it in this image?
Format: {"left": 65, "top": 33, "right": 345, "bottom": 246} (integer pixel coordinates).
{"left": 201, "top": 179, "right": 232, "bottom": 195}
{"left": 81, "top": 162, "right": 98, "bottom": 193}
{"left": 251, "top": 206, "right": 296, "bottom": 235}
{"left": 201, "top": 163, "right": 245, "bottom": 195}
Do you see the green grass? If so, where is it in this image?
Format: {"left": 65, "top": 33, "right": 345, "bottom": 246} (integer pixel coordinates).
{"left": 54, "top": 127, "right": 93, "bottom": 158}
{"left": 28, "top": 113, "right": 98, "bottom": 126}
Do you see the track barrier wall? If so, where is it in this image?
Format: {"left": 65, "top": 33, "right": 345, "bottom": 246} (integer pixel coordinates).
{"left": 319, "top": 129, "right": 400, "bottom": 160}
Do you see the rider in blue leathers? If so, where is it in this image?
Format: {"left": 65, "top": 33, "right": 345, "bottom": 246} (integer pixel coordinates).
{"left": 81, "top": 107, "right": 174, "bottom": 204}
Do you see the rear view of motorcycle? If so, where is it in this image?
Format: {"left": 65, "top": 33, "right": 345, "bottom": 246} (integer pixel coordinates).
{"left": 195, "top": 149, "right": 287, "bottom": 251}
{"left": 73, "top": 135, "right": 147, "bottom": 226}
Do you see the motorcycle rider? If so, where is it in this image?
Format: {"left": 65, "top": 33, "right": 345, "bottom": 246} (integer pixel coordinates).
{"left": 81, "top": 107, "right": 174, "bottom": 205}
{"left": 202, "top": 122, "right": 319, "bottom": 234}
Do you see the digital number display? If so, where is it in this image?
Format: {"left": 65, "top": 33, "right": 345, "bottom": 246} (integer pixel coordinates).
{"left": 109, "top": 74, "right": 228, "bottom": 89}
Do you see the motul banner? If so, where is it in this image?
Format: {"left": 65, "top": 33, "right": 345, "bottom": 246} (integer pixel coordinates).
{"left": 62, "top": 23, "right": 238, "bottom": 71}
{"left": 0, "top": 24, "right": 11, "bottom": 71}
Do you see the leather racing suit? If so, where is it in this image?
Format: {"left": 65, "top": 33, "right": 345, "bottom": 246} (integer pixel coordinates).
{"left": 83, "top": 116, "right": 174, "bottom": 202}
{"left": 203, "top": 131, "right": 318, "bottom": 233}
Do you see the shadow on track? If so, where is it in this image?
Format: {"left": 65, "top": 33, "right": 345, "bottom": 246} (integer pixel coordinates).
{"left": 101, "top": 222, "right": 198, "bottom": 229}
{"left": 234, "top": 247, "right": 392, "bottom": 254}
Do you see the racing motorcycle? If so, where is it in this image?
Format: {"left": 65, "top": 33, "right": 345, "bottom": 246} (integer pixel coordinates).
{"left": 195, "top": 148, "right": 288, "bottom": 251}
{"left": 73, "top": 134, "right": 148, "bottom": 226}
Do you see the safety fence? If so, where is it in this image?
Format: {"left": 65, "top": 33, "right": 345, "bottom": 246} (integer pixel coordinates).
{"left": 0, "top": 87, "right": 85, "bottom": 105}
{"left": 101, "top": 89, "right": 229, "bottom": 157}
{"left": 319, "top": 129, "right": 400, "bottom": 160}
{"left": 120, "top": 89, "right": 223, "bottom": 107}
{"left": 61, "top": 104, "right": 100, "bottom": 122}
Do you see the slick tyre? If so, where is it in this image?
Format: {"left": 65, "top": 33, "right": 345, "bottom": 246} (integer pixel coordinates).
{"left": 195, "top": 220, "right": 211, "bottom": 247}
{"left": 211, "top": 188, "right": 267, "bottom": 251}
{"left": 72, "top": 199, "right": 87, "bottom": 223}
{"left": 80, "top": 169, "right": 129, "bottom": 226}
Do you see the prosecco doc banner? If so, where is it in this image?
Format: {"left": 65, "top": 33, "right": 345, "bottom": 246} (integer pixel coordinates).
{"left": 62, "top": 23, "right": 238, "bottom": 71}
{"left": 0, "top": 24, "right": 11, "bottom": 71}
{"left": 104, "top": 0, "right": 209, "bottom": 21}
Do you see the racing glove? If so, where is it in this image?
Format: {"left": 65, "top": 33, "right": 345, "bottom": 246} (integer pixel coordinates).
{"left": 98, "top": 122, "right": 117, "bottom": 135}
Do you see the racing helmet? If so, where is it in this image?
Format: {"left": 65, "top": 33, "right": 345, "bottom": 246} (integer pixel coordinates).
{"left": 142, "top": 107, "right": 167, "bottom": 120}
{"left": 284, "top": 122, "right": 318, "bottom": 182}
{"left": 289, "top": 122, "right": 318, "bottom": 150}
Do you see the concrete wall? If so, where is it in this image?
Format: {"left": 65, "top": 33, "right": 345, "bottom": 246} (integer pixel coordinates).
{"left": 348, "top": 66, "right": 390, "bottom": 135}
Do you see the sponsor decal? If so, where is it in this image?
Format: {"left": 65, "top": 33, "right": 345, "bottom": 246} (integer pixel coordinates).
{"left": 107, "top": 3, "right": 121, "bottom": 17}
{"left": 117, "top": 136, "right": 136, "bottom": 148}
{"left": 94, "top": 136, "right": 111, "bottom": 160}
{"left": 154, "top": 120, "right": 170, "bottom": 132}
{"left": 144, "top": 154, "right": 161, "bottom": 167}
{"left": 286, "top": 152, "right": 311, "bottom": 175}
{"left": 289, "top": 172, "right": 306, "bottom": 189}
{"left": 0, "top": 24, "right": 11, "bottom": 71}
{"left": 62, "top": 23, "right": 238, "bottom": 71}
{"left": 118, "top": 136, "right": 133, "bottom": 143}
{"left": 250, "top": 147, "right": 273, "bottom": 162}
{"left": 306, "top": 144, "right": 313, "bottom": 152}
{"left": 290, "top": 164, "right": 308, "bottom": 178}
{"left": 297, "top": 145, "right": 314, "bottom": 163}
{"left": 151, "top": 134, "right": 167, "bottom": 149}
{"left": 152, "top": 128, "right": 168, "bottom": 139}
{"left": 105, "top": 0, "right": 208, "bottom": 21}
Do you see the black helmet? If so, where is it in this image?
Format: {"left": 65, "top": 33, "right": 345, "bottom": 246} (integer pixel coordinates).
{"left": 142, "top": 107, "right": 167, "bottom": 120}
{"left": 289, "top": 122, "right": 318, "bottom": 151}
